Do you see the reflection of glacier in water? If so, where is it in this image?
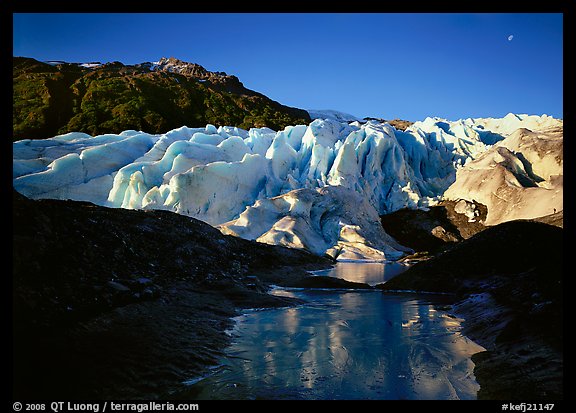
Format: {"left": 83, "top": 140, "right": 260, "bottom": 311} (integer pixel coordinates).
{"left": 310, "top": 261, "right": 410, "bottom": 286}
{"left": 184, "top": 266, "right": 485, "bottom": 400}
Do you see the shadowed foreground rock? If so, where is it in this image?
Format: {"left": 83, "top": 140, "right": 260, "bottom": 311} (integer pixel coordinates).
{"left": 12, "top": 190, "right": 330, "bottom": 399}
{"left": 379, "top": 219, "right": 563, "bottom": 399}
{"left": 380, "top": 199, "right": 487, "bottom": 255}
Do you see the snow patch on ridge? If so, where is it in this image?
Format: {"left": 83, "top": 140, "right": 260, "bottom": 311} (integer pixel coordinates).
{"left": 307, "top": 109, "right": 361, "bottom": 123}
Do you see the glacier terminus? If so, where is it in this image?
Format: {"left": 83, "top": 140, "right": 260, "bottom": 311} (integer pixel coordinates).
{"left": 13, "top": 113, "right": 563, "bottom": 261}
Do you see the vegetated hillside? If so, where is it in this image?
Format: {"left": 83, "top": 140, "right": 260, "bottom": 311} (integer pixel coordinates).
{"left": 13, "top": 56, "right": 311, "bottom": 140}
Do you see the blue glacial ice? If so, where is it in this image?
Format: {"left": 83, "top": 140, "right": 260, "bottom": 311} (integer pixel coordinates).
{"left": 13, "top": 115, "right": 562, "bottom": 260}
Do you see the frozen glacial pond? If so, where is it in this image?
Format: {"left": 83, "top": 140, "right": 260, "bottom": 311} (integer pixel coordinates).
{"left": 182, "top": 263, "right": 484, "bottom": 400}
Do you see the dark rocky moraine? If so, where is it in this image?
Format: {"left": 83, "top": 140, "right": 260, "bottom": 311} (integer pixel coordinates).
{"left": 12, "top": 188, "right": 564, "bottom": 400}
{"left": 379, "top": 218, "right": 563, "bottom": 399}
{"left": 12, "top": 190, "right": 331, "bottom": 399}
{"left": 380, "top": 199, "right": 488, "bottom": 255}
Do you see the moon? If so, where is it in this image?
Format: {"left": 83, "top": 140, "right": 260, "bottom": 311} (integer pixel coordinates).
{"left": 508, "top": 35, "right": 514, "bottom": 41}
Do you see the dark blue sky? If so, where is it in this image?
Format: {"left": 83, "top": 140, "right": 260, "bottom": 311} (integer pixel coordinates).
{"left": 13, "top": 13, "right": 563, "bottom": 121}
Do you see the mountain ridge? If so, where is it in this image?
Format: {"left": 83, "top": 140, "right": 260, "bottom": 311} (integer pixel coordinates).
{"left": 12, "top": 56, "right": 311, "bottom": 140}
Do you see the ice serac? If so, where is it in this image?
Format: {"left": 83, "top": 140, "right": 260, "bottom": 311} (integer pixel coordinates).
{"left": 13, "top": 132, "right": 157, "bottom": 204}
{"left": 161, "top": 153, "right": 268, "bottom": 226}
{"left": 220, "top": 186, "right": 412, "bottom": 261}
{"left": 12, "top": 114, "right": 563, "bottom": 260}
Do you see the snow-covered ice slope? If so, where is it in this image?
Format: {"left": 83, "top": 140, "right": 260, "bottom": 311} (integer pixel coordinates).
{"left": 220, "top": 186, "right": 413, "bottom": 261}
{"left": 443, "top": 125, "right": 563, "bottom": 225}
{"left": 13, "top": 114, "right": 562, "bottom": 260}
{"left": 307, "top": 109, "right": 361, "bottom": 123}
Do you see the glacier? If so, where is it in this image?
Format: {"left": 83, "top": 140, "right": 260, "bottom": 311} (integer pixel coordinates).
{"left": 307, "top": 109, "right": 362, "bottom": 123}
{"left": 13, "top": 113, "right": 563, "bottom": 260}
{"left": 444, "top": 124, "right": 563, "bottom": 225}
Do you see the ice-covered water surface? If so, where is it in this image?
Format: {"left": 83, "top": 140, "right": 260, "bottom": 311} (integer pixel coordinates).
{"left": 184, "top": 291, "right": 483, "bottom": 400}
{"left": 183, "top": 265, "right": 484, "bottom": 400}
